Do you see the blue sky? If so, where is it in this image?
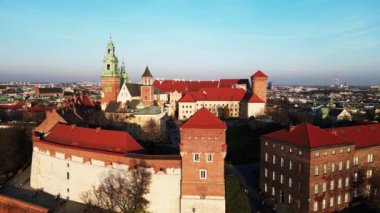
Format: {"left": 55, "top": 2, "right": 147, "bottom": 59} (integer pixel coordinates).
{"left": 0, "top": 0, "right": 379, "bottom": 85}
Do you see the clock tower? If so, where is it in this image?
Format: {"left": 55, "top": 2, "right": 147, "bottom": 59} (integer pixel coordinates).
{"left": 101, "top": 37, "right": 120, "bottom": 110}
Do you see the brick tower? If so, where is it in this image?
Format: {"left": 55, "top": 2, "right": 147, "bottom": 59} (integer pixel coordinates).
{"left": 251, "top": 70, "right": 268, "bottom": 104}
{"left": 140, "top": 66, "right": 154, "bottom": 106}
{"left": 180, "top": 108, "right": 227, "bottom": 213}
{"left": 101, "top": 37, "right": 120, "bottom": 110}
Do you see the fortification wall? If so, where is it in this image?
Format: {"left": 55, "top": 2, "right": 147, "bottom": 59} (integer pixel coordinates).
{"left": 30, "top": 139, "right": 181, "bottom": 213}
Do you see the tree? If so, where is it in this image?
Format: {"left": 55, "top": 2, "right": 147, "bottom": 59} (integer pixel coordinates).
{"left": 81, "top": 161, "right": 152, "bottom": 213}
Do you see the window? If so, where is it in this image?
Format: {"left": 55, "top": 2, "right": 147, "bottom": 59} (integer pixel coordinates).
{"left": 330, "top": 197, "right": 334, "bottom": 207}
{"left": 265, "top": 141, "right": 268, "bottom": 146}
{"left": 338, "top": 178, "right": 342, "bottom": 188}
{"left": 340, "top": 149, "right": 343, "bottom": 153}
{"left": 289, "top": 148, "right": 293, "bottom": 153}
{"left": 331, "top": 163, "right": 335, "bottom": 173}
{"left": 289, "top": 178, "right": 293, "bottom": 187}
{"left": 346, "top": 160, "right": 350, "bottom": 169}
{"left": 265, "top": 168, "right": 268, "bottom": 177}
{"left": 345, "top": 177, "right": 350, "bottom": 187}
{"left": 281, "top": 146, "right": 284, "bottom": 150}
{"left": 332, "top": 149, "right": 336, "bottom": 155}
{"left": 107, "top": 64, "right": 110, "bottom": 70}
{"left": 206, "top": 153, "right": 213, "bottom": 162}
{"left": 280, "top": 174, "right": 284, "bottom": 184}
{"left": 330, "top": 180, "right": 334, "bottom": 190}
{"left": 322, "top": 182, "right": 326, "bottom": 192}
{"left": 367, "top": 169, "right": 373, "bottom": 178}
{"left": 289, "top": 160, "right": 293, "bottom": 170}
{"left": 353, "top": 172, "right": 358, "bottom": 182}
{"left": 288, "top": 194, "right": 292, "bottom": 204}
{"left": 281, "top": 157, "right": 284, "bottom": 167}
{"left": 272, "top": 144, "right": 276, "bottom": 148}
{"left": 344, "top": 193, "right": 349, "bottom": 203}
{"left": 315, "top": 152, "right": 320, "bottom": 157}
{"left": 368, "top": 154, "right": 373, "bottom": 163}
{"left": 298, "top": 164, "right": 303, "bottom": 173}
{"left": 272, "top": 187, "right": 275, "bottom": 196}
{"left": 315, "top": 165, "right": 319, "bottom": 176}
{"left": 67, "top": 163, "right": 69, "bottom": 167}
{"left": 265, "top": 153, "right": 268, "bottom": 162}
{"left": 339, "top": 161, "right": 343, "bottom": 171}
{"left": 272, "top": 155, "right": 276, "bottom": 165}
{"left": 323, "top": 164, "right": 327, "bottom": 174}
{"left": 337, "top": 195, "right": 342, "bottom": 205}
{"left": 323, "top": 151, "right": 328, "bottom": 156}
{"left": 66, "top": 172, "right": 69, "bottom": 180}
{"left": 199, "top": 169, "right": 207, "bottom": 179}
{"left": 265, "top": 183, "right": 268, "bottom": 192}
{"left": 108, "top": 49, "right": 110, "bottom": 54}
{"left": 193, "top": 153, "right": 200, "bottom": 162}
{"left": 322, "top": 199, "right": 326, "bottom": 209}
{"left": 353, "top": 187, "right": 358, "bottom": 197}
{"left": 272, "top": 171, "right": 276, "bottom": 181}
{"left": 354, "top": 156, "right": 359, "bottom": 166}
{"left": 298, "top": 151, "right": 303, "bottom": 156}
{"left": 314, "top": 184, "right": 318, "bottom": 194}
{"left": 313, "top": 202, "right": 318, "bottom": 212}
{"left": 347, "top": 147, "right": 351, "bottom": 152}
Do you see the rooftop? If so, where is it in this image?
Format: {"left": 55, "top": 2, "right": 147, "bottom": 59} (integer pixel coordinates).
{"left": 43, "top": 123, "right": 143, "bottom": 153}
{"left": 263, "top": 123, "right": 352, "bottom": 148}
{"left": 181, "top": 108, "right": 226, "bottom": 129}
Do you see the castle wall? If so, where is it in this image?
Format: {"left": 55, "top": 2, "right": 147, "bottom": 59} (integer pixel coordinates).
{"left": 30, "top": 139, "right": 181, "bottom": 213}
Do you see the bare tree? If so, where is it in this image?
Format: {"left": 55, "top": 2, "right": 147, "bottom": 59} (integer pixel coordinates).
{"left": 81, "top": 161, "right": 152, "bottom": 213}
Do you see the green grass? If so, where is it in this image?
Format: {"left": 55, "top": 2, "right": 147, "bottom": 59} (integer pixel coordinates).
{"left": 226, "top": 176, "right": 251, "bottom": 213}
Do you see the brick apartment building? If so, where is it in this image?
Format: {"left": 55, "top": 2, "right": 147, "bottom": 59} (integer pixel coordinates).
{"left": 260, "top": 123, "right": 380, "bottom": 212}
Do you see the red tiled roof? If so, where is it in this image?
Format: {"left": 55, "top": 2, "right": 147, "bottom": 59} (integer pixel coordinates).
{"left": 251, "top": 70, "right": 268, "bottom": 78}
{"left": 328, "top": 124, "right": 380, "bottom": 149}
{"left": 153, "top": 80, "right": 219, "bottom": 94}
{"left": 44, "top": 123, "right": 143, "bottom": 153}
{"left": 178, "top": 92, "right": 195, "bottom": 102}
{"left": 181, "top": 108, "right": 226, "bottom": 129}
{"left": 263, "top": 123, "right": 352, "bottom": 148}
{"left": 178, "top": 88, "right": 246, "bottom": 103}
{"left": 248, "top": 94, "right": 265, "bottom": 103}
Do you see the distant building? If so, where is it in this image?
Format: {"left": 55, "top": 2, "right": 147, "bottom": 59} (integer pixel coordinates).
{"left": 34, "top": 87, "right": 63, "bottom": 97}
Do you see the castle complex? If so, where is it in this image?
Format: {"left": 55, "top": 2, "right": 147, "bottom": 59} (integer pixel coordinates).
{"left": 99, "top": 39, "right": 268, "bottom": 119}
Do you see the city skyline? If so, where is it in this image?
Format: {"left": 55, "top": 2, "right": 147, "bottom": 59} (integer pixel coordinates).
{"left": 1, "top": 0, "right": 379, "bottom": 85}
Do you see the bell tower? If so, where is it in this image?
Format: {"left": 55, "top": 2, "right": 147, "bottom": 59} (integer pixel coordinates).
{"left": 180, "top": 108, "right": 227, "bottom": 213}
{"left": 140, "top": 66, "right": 154, "bottom": 106}
{"left": 101, "top": 37, "right": 120, "bottom": 110}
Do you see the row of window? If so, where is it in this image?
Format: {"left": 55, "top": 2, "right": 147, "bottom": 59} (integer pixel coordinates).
{"left": 264, "top": 154, "right": 302, "bottom": 172}
{"left": 264, "top": 142, "right": 303, "bottom": 156}
{"left": 314, "top": 161, "right": 348, "bottom": 175}
{"left": 193, "top": 153, "right": 213, "bottom": 162}
{"left": 315, "top": 147, "right": 351, "bottom": 158}
{"left": 264, "top": 169, "right": 299, "bottom": 189}
{"left": 314, "top": 177, "right": 350, "bottom": 194}
{"left": 313, "top": 193, "right": 350, "bottom": 212}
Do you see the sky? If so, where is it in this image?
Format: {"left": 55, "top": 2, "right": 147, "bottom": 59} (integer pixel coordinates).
{"left": 0, "top": 0, "right": 379, "bottom": 85}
